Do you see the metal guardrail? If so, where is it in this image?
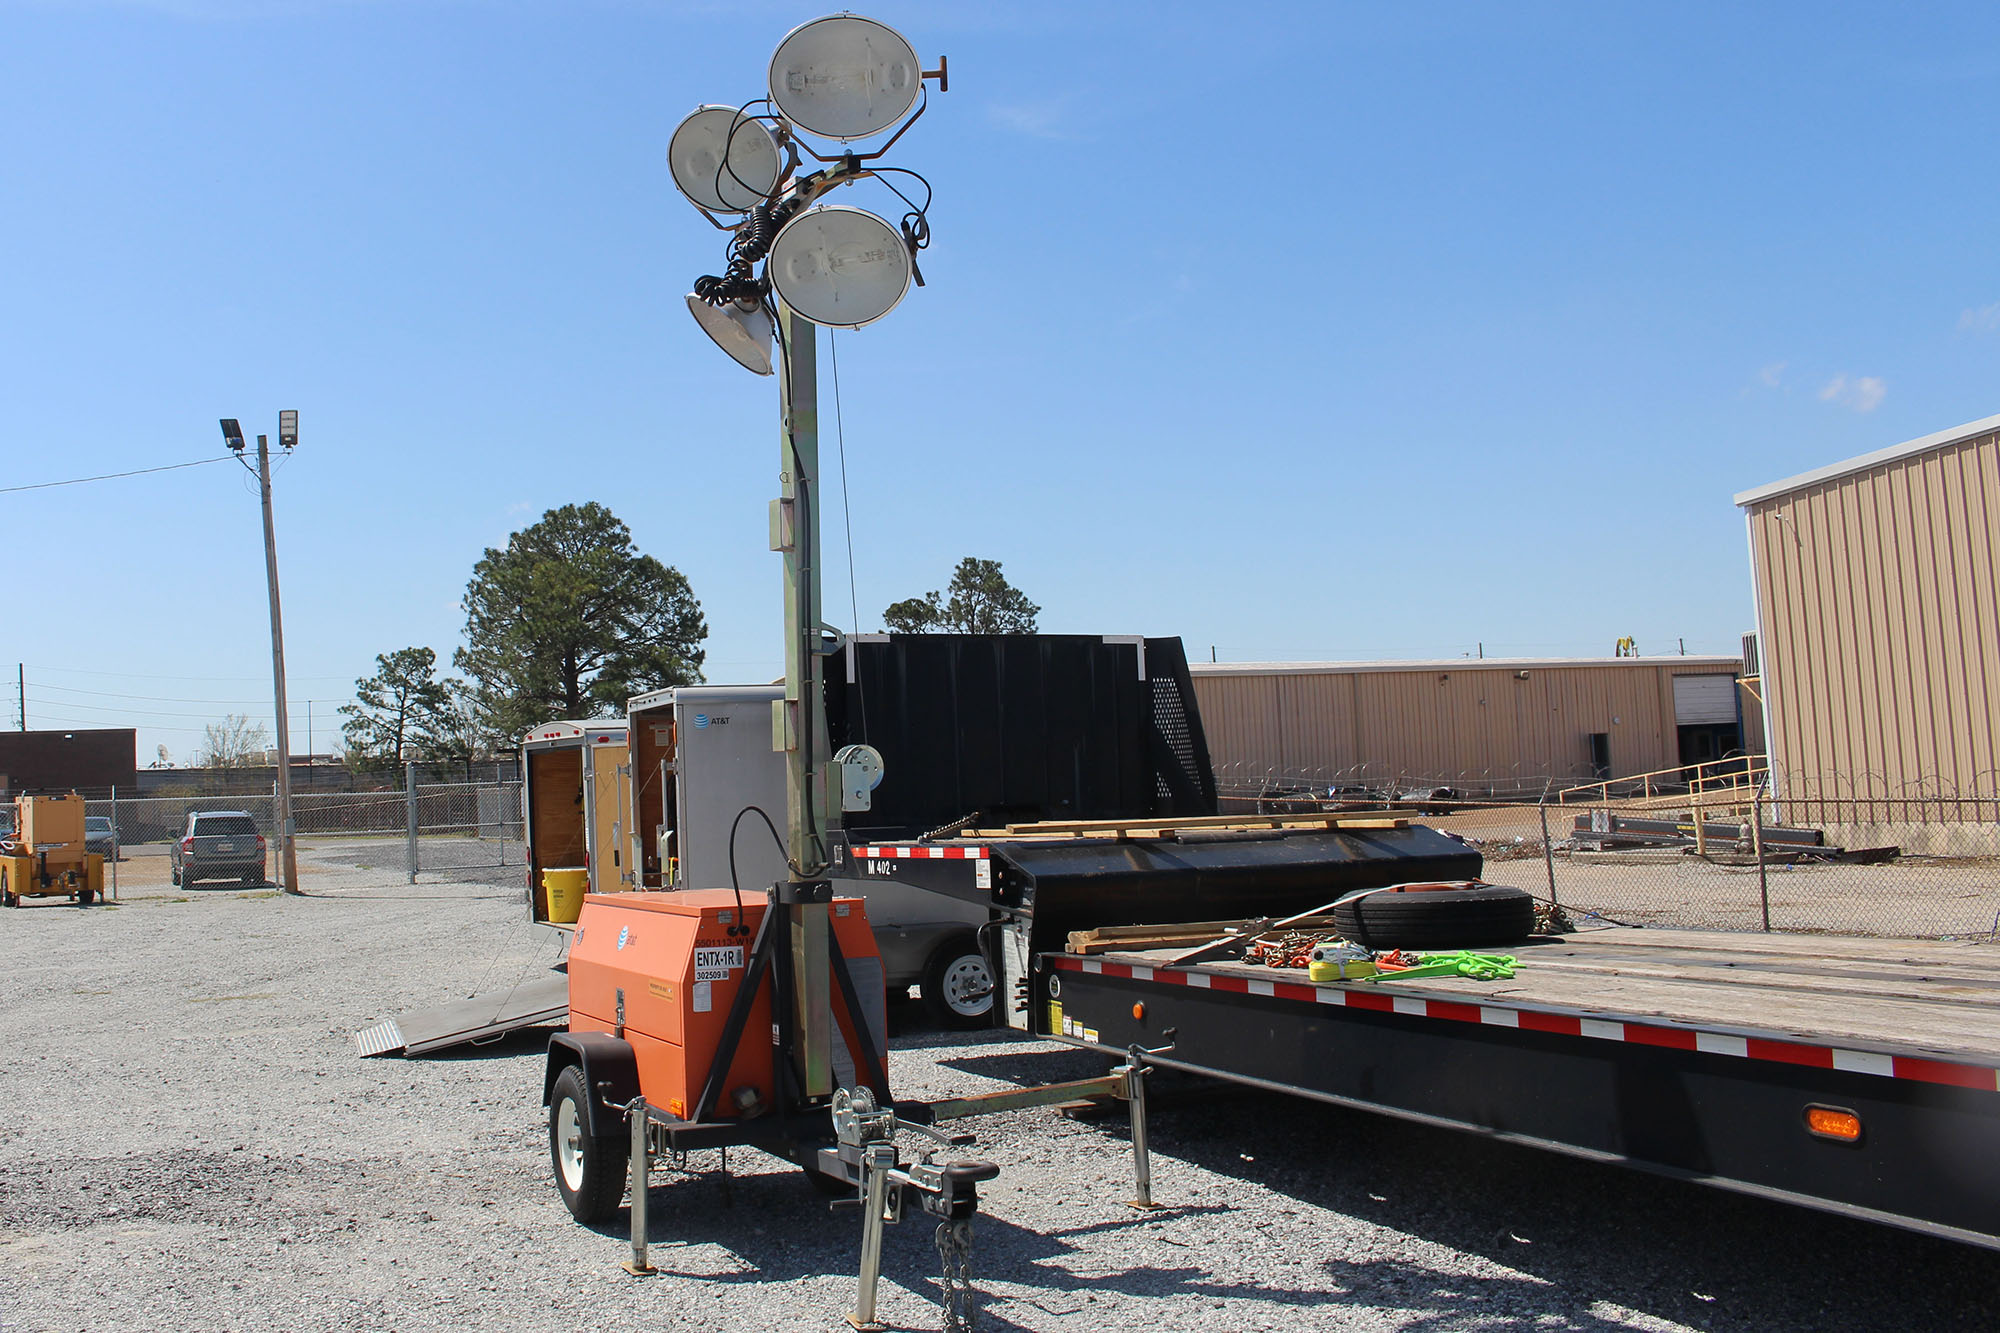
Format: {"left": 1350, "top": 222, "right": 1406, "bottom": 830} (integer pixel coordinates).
{"left": 1212, "top": 767, "right": 2000, "bottom": 941}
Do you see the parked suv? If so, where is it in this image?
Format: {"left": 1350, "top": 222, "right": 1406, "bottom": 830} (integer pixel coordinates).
{"left": 84, "top": 816, "right": 118, "bottom": 860}
{"left": 172, "top": 811, "right": 265, "bottom": 886}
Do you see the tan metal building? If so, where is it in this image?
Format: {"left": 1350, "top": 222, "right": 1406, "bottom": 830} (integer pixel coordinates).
{"left": 1735, "top": 411, "right": 2000, "bottom": 846}
{"left": 1190, "top": 656, "right": 1757, "bottom": 796}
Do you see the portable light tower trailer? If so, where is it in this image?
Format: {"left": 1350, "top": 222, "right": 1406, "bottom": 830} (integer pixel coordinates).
{"left": 1, "top": 793, "right": 106, "bottom": 908}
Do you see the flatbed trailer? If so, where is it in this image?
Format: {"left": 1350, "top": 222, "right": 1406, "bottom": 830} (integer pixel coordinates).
{"left": 833, "top": 832, "right": 2000, "bottom": 1253}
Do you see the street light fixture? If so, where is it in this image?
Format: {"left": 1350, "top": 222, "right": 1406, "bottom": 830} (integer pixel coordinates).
{"left": 767, "top": 14, "right": 923, "bottom": 141}
{"left": 766, "top": 204, "right": 914, "bottom": 329}
{"left": 668, "top": 105, "right": 784, "bottom": 214}
{"left": 220, "top": 412, "right": 303, "bottom": 894}
{"left": 685, "top": 294, "right": 775, "bottom": 375}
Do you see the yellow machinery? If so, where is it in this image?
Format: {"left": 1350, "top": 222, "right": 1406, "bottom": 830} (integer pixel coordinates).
{"left": 1, "top": 793, "right": 105, "bottom": 908}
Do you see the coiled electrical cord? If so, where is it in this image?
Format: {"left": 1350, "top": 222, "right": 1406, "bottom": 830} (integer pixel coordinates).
{"left": 692, "top": 194, "right": 806, "bottom": 308}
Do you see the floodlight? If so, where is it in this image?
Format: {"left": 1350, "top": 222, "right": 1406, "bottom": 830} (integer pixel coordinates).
{"left": 688, "top": 294, "right": 775, "bottom": 375}
{"left": 668, "top": 106, "right": 783, "bottom": 214}
{"left": 278, "top": 409, "right": 298, "bottom": 450}
{"left": 767, "top": 205, "right": 912, "bottom": 329}
{"left": 220, "top": 418, "right": 245, "bottom": 451}
{"left": 768, "top": 14, "right": 920, "bottom": 142}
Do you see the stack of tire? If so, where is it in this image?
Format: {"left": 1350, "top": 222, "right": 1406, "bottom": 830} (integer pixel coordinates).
{"left": 1332, "top": 880, "right": 1537, "bottom": 950}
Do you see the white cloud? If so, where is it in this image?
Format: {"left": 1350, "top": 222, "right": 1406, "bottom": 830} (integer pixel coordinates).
{"left": 1757, "top": 361, "right": 1786, "bottom": 388}
{"left": 986, "top": 97, "right": 1078, "bottom": 141}
{"left": 1958, "top": 302, "right": 2000, "bottom": 333}
{"left": 1819, "top": 374, "right": 1886, "bottom": 413}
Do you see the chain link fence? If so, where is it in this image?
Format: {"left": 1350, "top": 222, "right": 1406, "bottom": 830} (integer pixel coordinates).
{"left": 81, "top": 778, "right": 525, "bottom": 885}
{"left": 1215, "top": 765, "right": 2000, "bottom": 941}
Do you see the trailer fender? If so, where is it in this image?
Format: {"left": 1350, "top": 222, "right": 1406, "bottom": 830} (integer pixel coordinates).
{"left": 544, "top": 1033, "right": 639, "bottom": 1139}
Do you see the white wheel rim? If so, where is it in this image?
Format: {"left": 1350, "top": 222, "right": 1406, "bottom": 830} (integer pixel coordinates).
{"left": 555, "top": 1095, "right": 586, "bottom": 1192}
{"left": 939, "top": 955, "right": 993, "bottom": 1017}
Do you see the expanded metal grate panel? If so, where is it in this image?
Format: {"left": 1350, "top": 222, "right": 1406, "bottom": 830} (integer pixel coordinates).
{"left": 353, "top": 1019, "right": 405, "bottom": 1059}
{"left": 1143, "top": 639, "right": 1218, "bottom": 815}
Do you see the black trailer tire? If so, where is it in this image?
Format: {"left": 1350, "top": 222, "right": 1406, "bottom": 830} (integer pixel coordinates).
{"left": 2, "top": 868, "right": 14, "bottom": 908}
{"left": 76, "top": 889, "right": 94, "bottom": 906}
{"left": 923, "top": 935, "right": 994, "bottom": 1030}
{"left": 549, "top": 1064, "right": 628, "bottom": 1223}
{"left": 1333, "top": 884, "right": 1536, "bottom": 951}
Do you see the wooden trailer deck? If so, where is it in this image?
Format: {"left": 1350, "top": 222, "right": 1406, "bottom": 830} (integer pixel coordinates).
{"left": 1088, "top": 927, "right": 2000, "bottom": 1068}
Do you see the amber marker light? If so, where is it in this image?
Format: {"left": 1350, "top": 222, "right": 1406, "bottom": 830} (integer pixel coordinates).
{"left": 1132, "top": 1003, "right": 1146, "bottom": 1022}
{"left": 1805, "top": 1105, "right": 1863, "bottom": 1143}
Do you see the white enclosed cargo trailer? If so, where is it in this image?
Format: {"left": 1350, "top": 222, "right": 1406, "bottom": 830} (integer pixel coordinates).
{"left": 627, "top": 684, "right": 992, "bottom": 1025}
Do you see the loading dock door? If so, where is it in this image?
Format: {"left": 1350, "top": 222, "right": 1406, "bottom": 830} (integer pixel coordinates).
{"left": 1672, "top": 674, "right": 1741, "bottom": 769}
{"left": 1672, "top": 674, "right": 1738, "bottom": 724}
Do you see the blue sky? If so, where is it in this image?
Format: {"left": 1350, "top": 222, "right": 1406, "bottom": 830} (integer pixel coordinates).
{"left": 4, "top": 1, "right": 1997, "bottom": 764}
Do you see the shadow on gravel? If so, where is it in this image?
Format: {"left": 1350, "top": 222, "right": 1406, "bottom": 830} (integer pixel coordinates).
{"left": 585, "top": 1170, "right": 1256, "bottom": 1323}
{"left": 303, "top": 890, "right": 522, "bottom": 901}
{"left": 581, "top": 1165, "right": 1691, "bottom": 1333}
{"left": 417, "top": 1024, "right": 562, "bottom": 1062}
{"left": 1087, "top": 1086, "right": 1999, "bottom": 1332}
{"left": 860, "top": 1034, "right": 2000, "bottom": 1330}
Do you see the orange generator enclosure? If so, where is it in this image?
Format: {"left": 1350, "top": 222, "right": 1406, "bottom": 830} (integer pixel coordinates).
{"left": 566, "top": 889, "right": 887, "bottom": 1121}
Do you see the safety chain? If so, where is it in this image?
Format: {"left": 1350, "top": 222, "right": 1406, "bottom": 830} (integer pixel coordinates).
{"left": 934, "top": 1219, "right": 975, "bottom": 1333}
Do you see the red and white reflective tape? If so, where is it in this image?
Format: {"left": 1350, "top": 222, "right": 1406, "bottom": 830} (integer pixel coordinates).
{"left": 851, "top": 845, "right": 989, "bottom": 860}
{"left": 1048, "top": 955, "right": 2000, "bottom": 1093}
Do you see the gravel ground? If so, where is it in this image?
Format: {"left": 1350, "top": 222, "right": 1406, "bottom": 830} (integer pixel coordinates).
{"left": 3, "top": 846, "right": 1996, "bottom": 1333}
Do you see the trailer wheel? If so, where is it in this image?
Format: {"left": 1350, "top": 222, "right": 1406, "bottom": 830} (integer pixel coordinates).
{"left": 76, "top": 889, "right": 94, "bottom": 907}
{"left": 924, "top": 935, "right": 995, "bottom": 1030}
{"left": 549, "top": 1064, "right": 628, "bottom": 1224}
{"left": 1333, "top": 883, "right": 1536, "bottom": 951}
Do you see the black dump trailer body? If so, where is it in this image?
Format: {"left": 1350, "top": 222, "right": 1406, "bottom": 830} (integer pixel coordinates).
{"left": 825, "top": 634, "right": 1216, "bottom": 840}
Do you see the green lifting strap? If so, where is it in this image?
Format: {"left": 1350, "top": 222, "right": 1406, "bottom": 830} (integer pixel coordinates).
{"left": 1379, "top": 950, "right": 1520, "bottom": 981}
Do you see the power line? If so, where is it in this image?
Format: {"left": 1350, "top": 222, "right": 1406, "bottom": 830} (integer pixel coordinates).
{"left": 32, "top": 681, "right": 288, "bottom": 706}
{"left": 26, "top": 662, "right": 354, "bottom": 684}
{"left": 27, "top": 711, "right": 221, "bottom": 735}
{"left": 0, "top": 455, "right": 231, "bottom": 495}
{"left": 18, "top": 697, "right": 276, "bottom": 721}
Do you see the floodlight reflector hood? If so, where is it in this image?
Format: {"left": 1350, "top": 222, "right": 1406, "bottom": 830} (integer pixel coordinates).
{"left": 668, "top": 106, "right": 783, "bottom": 214}
{"left": 688, "top": 294, "right": 775, "bottom": 375}
{"left": 768, "top": 14, "right": 920, "bottom": 142}
{"left": 767, "top": 205, "right": 912, "bottom": 329}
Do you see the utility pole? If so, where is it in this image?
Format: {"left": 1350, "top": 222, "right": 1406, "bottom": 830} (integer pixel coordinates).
{"left": 15, "top": 663, "right": 22, "bottom": 730}
{"left": 222, "top": 414, "right": 300, "bottom": 894}
{"left": 256, "top": 432, "right": 300, "bottom": 894}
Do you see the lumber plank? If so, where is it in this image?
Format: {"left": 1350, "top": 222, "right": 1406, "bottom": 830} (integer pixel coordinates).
{"left": 997, "top": 812, "right": 1408, "bottom": 836}
{"left": 1066, "top": 913, "right": 1344, "bottom": 955}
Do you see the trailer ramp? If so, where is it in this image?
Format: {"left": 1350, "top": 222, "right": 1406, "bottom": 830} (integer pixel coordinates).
{"left": 355, "top": 972, "right": 569, "bottom": 1057}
